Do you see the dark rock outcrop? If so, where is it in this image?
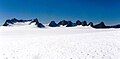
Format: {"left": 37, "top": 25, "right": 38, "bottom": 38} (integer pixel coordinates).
{"left": 29, "top": 18, "right": 45, "bottom": 28}
{"left": 10, "top": 18, "right": 31, "bottom": 23}
{"left": 3, "top": 18, "right": 45, "bottom": 28}
{"left": 3, "top": 18, "right": 120, "bottom": 29}
{"left": 48, "top": 21, "right": 58, "bottom": 27}
{"left": 3, "top": 18, "right": 32, "bottom": 26}
{"left": 37, "top": 23, "right": 45, "bottom": 28}
{"left": 58, "top": 20, "right": 76, "bottom": 27}
{"left": 72, "top": 23, "right": 77, "bottom": 26}
{"left": 66, "top": 21, "right": 74, "bottom": 27}
{"left": 11, "top": 18, "right": 19, "bottom": 23}
{"left": 58, "top": 20, "right": 68, "bottom": 26}
{"left": 110, "top": 24, "right": 120, "bottom": 28}
{"left": 29, "top": 18, "right": 39, "bottom": 25}
{"left": 93, "top": 22, "right": 106, "bottom": 28}
{"left": 76, "top": 20, "right": 82, "bottom": 25}
{"left": 88, "top": 22, "right": 94, "bottom": 27}
{"left": 18, "top": 19, "right": 32, "bottom": 22}
{"left": 81, "top": 21, "right": 87, "bottom": 26}
{"left": 3, "top": 19, "right": 14, "bottom": 26}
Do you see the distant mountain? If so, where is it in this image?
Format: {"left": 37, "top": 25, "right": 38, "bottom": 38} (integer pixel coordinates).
{"left": 2, "top": 18, "right": 120, "bottom": 29}
{"left": 110, "top": 24, "right": 120, "bottom": 28}
{"left": 3, "top": 18, "right": 45, "bottom": 28}
{"left": 76, "top": 20, "right": 82, "bottom": 25}
{"left": 48, "top": 21, "right": 58, "bottom": 27}
{"left": 93, "top": 22, "right": 107, "bottom": 28}
{"left": 88, "top": 22, "right": 94, "bottom": 27}
{"left": 3, "top": 18, "right": 32, "bottom": 26}
{"left": 66, "top": 21, "right": 74, "bottom": 27}
{"left": 57, "top": 20, "right": 76, "bottom": 27}
{"left": 58, "top": 20, "right": 68, "bottom": 26}
{"left": 81, "top": 21, "right": 87, "bottom": 26}
{"left": 29, "top": 18, "right": 45, "bottom": 28}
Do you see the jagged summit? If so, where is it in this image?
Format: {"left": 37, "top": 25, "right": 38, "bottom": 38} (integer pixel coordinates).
{"left": 88, "top": 22, "right": 94, "bottom": 27}
{"left": 3, "top": 18, "right": 32, "bottom": 26}
{"left": 93, "top": 22, "right": 106, "bottom": 28}
{"left": 3, "top": 18, "right": 44, "bottom": 28}
{"left": 76, "top": 20, "right": 82, "bottom": 25}
{"left": 48, "top": 21, "right": 58, "bottom": 27}
{"left": 109, "top": 24, "right": 120, "bottom": 28}
{"left": 29, "top": 18, "right": 45, "bottom": 28}
{"left": 58, "top": 20, "right": 68, "bottom": 26}
{"left": 66, "top": 21, "right": 74, "bottom": 27}
{"left": 81, "top": 21, "right": 87, "bottom": 26}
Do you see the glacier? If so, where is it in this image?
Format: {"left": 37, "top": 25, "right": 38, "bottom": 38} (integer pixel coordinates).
{"left": 0, "top": 23, "right": 120, "bottom": 59}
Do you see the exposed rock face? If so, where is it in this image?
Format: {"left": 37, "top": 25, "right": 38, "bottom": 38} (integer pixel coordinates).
{"left": 93, "top": 22, "right": 106, "bottom": 28}
{"left": 29, "top": 18, "right": 45, "bottom": 28}
{"left": 110, "top": 24, "right": 120, "bottom": 28}
{"left": 76, "top": 20, "right": 82, "bottom": 25}
{"left": 37, "top": 23, "right": 45, "bottom": 28}
{"left": 88, "top": 22, "right": 94, "bottom": 27}
{"left": 58, "top": 20, "right": 76, "bottom": 27}
{"left": 72, "top": 23, "right": 77, "bottom": 26}
{"left": 3, "top": 20, "right": 13, "bottom": 26}
{"left": 3, "top": 18, "right": 45, "bottom": 28}
{"left": 3, "top": 18, "right": 32, "bottom": 26}
{"left": 10, "top": 18, "right": 19, "bottom": 23}
{"left": 3, "top": 18, "right": 120, "bottom": 29}
{"left": 58, "top": 20, "right": 68, "bottom": 26}
{"left": 48, "top": 21, "right": 58, "bottom": 27}
{"left": 18, "top": 19, "right": 32, "bottom": 22}
{"left": 29, "top": 18, "right": 39, "bottom": 25}
{"left": 9, "top": 18, "right": 32, "bottom": 23}
{"left": 66, "top": 21, "right": 74, "bottom": 27}
{"left": 81, "top": 21, "right": 87, "bottom": 26}
{"left": 3, "top": 18, "right": 19, "bottom": 26}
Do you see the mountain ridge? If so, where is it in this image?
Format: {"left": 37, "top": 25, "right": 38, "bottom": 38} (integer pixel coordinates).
{"left": 2, "top": 18, "right": 120, "bottom": 29}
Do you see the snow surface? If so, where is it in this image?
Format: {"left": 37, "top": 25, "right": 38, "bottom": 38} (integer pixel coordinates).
{"left": 0, "top": 24, "right": 120, "bottom": 59}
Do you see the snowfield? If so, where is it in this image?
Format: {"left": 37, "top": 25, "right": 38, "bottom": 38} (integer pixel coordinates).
{"left": 0, "top": 25, "right": 120, "bottom": 59}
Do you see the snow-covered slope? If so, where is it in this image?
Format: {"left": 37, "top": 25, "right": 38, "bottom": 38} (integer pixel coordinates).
{"left": 0, "top": 26, "right": 120, "bottom": 59}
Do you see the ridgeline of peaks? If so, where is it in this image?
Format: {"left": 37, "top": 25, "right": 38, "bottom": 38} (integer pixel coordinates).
{"left": 3, "top": 18, "right": 45, "bottom": 28}
{"left": 2, "top": 18, "right": 120, "bottom": 29}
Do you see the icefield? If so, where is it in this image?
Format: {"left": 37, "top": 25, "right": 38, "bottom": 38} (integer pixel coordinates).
{"left": 0, "top": 24, "right": 120, "bottom": 59}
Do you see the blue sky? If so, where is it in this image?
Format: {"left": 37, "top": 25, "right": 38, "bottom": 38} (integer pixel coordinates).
{"left": 0, "top": 0, "right": 120, "bottom": 25}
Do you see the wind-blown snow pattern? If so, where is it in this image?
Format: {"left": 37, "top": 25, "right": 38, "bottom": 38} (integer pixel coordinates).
{"left": 0, "top": 24, "right": 120, "bottom": 59}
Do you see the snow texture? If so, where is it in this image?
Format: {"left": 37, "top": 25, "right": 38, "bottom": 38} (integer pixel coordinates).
{"left": 0, "top": 24, "right": 120, "bottom": 59}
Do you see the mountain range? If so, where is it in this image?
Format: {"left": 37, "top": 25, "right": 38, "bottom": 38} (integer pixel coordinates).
{"left": 2, "top": 18, "right": 120, "bottom": 29}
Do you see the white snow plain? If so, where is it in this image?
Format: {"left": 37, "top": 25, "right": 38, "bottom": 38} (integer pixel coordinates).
{"left": 0, "top": 24, "right": 120, "bottom": 59}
